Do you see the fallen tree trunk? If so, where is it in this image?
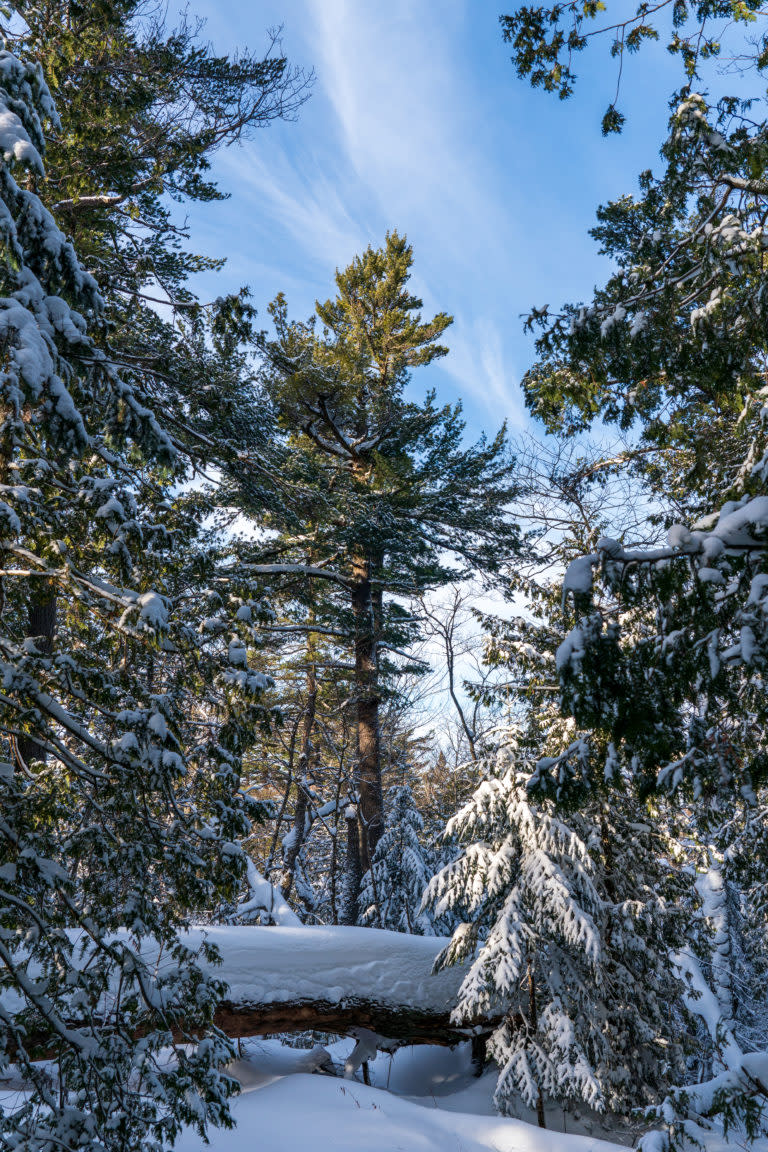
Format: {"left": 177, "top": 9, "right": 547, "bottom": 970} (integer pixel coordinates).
{"left": 21, "top": 1000, "right": 503, "bottom": 1060}
{"left": 200, "top": 924, "right": 505, "bottom": 1047}
{"left": 212, "top": 997, "right": 504, "bottom": 1047}
{"left": 15, "top": 925, "right": 509, "bottom": 1058}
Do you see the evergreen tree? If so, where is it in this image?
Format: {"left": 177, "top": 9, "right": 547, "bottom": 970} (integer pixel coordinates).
{"left": 359, "top": 784, "right": 435, "bottom": 934}
{"left": 495, "top": 4, "right": 768, "bottom": 802}
{"left": 499, "top": 0, "right": 762, "bottom": 134}
{"left": 454, "top": 430, "right": 768, "bottom": 1140}
{"left": 13, "top": 0, "right": 310, "bottom": 489}
{"left": 255, "top": 232, "right": 521, "bottom": 914}
{"left": 702, "top": 811, "right": 768, "bottom": 1057}
{"left": 0, "top": 42, "right": 270, "bottom": 1151}
{"left": 426, "top": 731, "right": 690, "bottom": 1125}
{"left": 463, "top": 10, "right": 768, "bottom": 1138}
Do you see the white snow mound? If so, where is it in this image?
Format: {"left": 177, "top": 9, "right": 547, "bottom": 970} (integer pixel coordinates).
{"left": 176, "top": 1071, "right": 624, "bottom": 1152}
{"left": 190, "top": 924, "right": 463, "bottom": 1009}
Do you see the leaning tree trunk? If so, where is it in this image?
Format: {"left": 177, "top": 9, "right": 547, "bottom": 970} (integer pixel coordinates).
{"left": 15, "top": 584, "right": 57, "bottom": 768}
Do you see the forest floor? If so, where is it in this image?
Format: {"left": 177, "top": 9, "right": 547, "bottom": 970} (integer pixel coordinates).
{"left": 175, "top": 1037, "right": 754, "bottom": 1152}
{"left": 3, "top": 926, "right": 761, "bottom": 1152}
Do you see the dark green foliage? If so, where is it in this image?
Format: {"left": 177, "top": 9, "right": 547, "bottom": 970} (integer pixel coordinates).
{"left": 260, "top": 231, "right": 521, "bottom": 598}
{"left": 13, "top": 0, "right": 310, "bottom": 484}
{"left": 249, "top": 231, "right": 522, "bottom": 905}
{"left": 0, "top": 5, "right": 311, "bottom": 1145}
{"left": 500, "top": 0, "right": 762, "bottom": 128}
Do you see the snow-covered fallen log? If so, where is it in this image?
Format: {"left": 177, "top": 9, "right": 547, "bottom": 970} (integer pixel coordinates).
{"left": 16, "top": 925, "right": 501, "bottom": 1054}
{"left": 200, "top": 925, "right": 498, "bottom": 1046}
{"left": 199, "top": 925, "right": 459, "bottom": 1009}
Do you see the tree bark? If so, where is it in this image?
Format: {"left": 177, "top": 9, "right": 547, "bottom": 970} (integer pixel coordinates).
{"left": 15, "top": 585, "right": 57, "bottom": 768}
{"left": 471, "top": 1033, "right": 487, "bottom": 1076}
{"left": 350, "top": 557, "right": 383, "bottom": 885}
{"left": 329, "top": 762, "right": 344, "bottom": 924}
{"left": 22, "top": 999, "right": 505, "bottom": 1058}
{"left": 339, "top": 809, "right": 363, "bottom": 925}
{"left": 279, "top": 660, "right": 318, "bottom": 899}
{"left": 527, "top": 962, "right": 547, "bottom": 1129}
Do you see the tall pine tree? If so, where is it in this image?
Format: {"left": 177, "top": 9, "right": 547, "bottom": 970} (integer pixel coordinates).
{"left": 251, "top": 231, "right": 521, "bottom": 915}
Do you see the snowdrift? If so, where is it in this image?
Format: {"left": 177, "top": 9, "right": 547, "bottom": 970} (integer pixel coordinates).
{"left": 176, "top": 1069, "right": 625, "bottom": 1152}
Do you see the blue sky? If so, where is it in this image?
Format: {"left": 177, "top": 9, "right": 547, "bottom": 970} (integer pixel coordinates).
{"left": 182, "top": 0, "right": 684, "bottom": 442}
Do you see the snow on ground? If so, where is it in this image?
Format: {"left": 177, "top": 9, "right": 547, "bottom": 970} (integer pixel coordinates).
{"left": 177, "top": 1059, "right": 623, "bottom": 1152}
{"left": 7, "top": 924, "right": 768, "bottom": 1152}
{"left": 176, "top": 1035, "right": 768, "bottom": 1152}
{"left": 176, "top": 1039, "right": 632, "bottom": 1152}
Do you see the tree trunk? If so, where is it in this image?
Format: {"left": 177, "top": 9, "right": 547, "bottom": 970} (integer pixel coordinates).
{"left": 15, "top": 585, "right": 57, "bottom": 769}
{"left": 339, "top": 809, "right": 363, "bottom": 925}
{"left": 23, "top": 999, "right": 505, "bottom": 1060}
{"left": 329, "top": 763, "right": 344, "bottom": 924}
{"left": 471, "top": 1033, "right": 487, "bottom": 1077}
{"left": 280, "top": 660, "right": 318, "bottom": 899}
{"left": 350, "top": 557, "right": 383, "bottom": 879}
{"left": 527, "top": 962, "right": 547, "bottom": 1129}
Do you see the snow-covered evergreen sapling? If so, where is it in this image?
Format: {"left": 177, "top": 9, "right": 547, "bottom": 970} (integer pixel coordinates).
{"left": 425, "top": 731, "right": 689, "bottom": 1124}
{"left": 359, "top": 784, "right": 436, "bottom": 934}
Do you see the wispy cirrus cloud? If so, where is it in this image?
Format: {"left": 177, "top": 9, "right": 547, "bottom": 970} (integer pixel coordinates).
{"left": 184, "top": 0, "right": 626, "bottom": 433}
{"left": 218, "top": 142, "right": 371, "bottom": 274}
{"left": 294, "top": 0, "right": 526, "bottom": 427}
{"left": 443, "top": 317, "right": 528, "bottom": 431}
